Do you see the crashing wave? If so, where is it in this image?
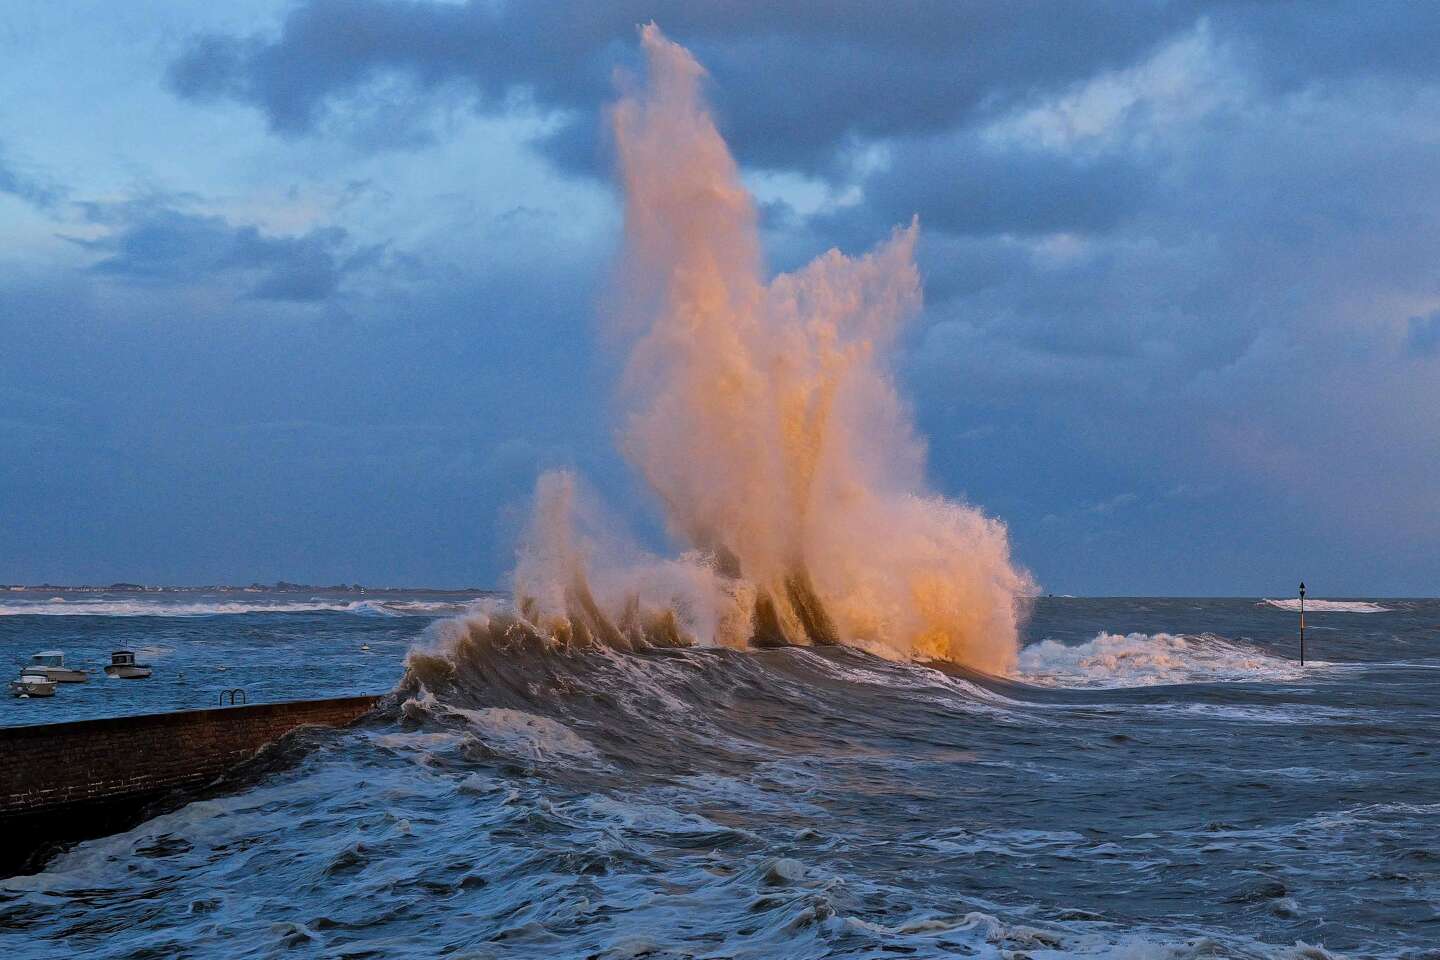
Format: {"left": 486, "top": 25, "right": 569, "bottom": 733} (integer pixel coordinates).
{"left": 495, "top": 26, "right": 1032, "bottom": 674}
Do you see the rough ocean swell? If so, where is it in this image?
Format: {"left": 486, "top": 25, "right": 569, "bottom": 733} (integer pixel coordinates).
{"left": 4, "top": 595, "right": 1439, "bottom": 958}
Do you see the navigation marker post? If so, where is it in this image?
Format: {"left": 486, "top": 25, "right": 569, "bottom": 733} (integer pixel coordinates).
{"left": 1299, "top": 581, "right": 1306, "bottom": 666}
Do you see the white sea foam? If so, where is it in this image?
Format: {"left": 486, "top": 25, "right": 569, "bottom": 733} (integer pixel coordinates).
{"left": 837, "top": 909, "right": 1269, "bottom": 960}
{"left": 572, "top": 795, "right": 749, "bottom": 839}
{"left": 437, "top": 703, "right": 604, "bottom": 765}
{"left": 1017, "top": 632, "right": 1307, "bottom": 688}
{"left": 1262, "top": 598, "right": 1389, "bottom": 613}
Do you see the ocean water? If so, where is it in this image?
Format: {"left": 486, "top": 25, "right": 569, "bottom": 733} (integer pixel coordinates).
{"left": 1, "top": 593, "right": 1437, "bottom": 958}
{"left": 0, "top": 591, "right": 484, "bottom": 726}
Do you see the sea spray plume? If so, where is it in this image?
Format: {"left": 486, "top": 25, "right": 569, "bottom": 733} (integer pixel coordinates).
{"left": 511, "top": 470, "right": 748, "bottom": 651}
{"left": 514, "top": 24, "right": 1033, "bottom": 672}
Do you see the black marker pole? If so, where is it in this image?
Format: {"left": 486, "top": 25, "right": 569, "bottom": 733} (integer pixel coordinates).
{"left": 1299, "top": 581, "right": 1306, "bottom": 666}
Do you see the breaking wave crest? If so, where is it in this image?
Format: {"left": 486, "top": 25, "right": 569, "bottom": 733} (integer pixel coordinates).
{"left": 394, "top": 599, "right": 1036, "bottom": 781}
{"left": 401, "top": 607, "right": 772, "bottom": 774}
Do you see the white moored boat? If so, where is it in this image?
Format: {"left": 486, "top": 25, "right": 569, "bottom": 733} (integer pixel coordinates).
{"left": 25, "top": 650, "right": 90, "bottom": 682}
{"left": 10, "top": 673, "right": 57, "bottom": 697}
{"left": 104, "top": 650, "right": 152, "bottom": 679}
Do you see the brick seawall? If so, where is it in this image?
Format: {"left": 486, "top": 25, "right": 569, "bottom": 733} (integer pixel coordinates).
{"left": 0, "top": 695, "right": 380, "bottom": 824}
{"left": 0, "top": 695, "right": 383, "bottom": 874}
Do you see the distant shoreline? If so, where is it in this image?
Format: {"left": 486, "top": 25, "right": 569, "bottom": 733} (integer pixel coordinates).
{"left": 0, "top": 582, "right": 495, "bottom": 595}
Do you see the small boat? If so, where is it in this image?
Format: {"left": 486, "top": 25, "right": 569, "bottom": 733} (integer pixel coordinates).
{"left": 10, "top": 673, "right": 57, "bottom": 698}
{"left": 104, "top": 650, "right": 152, "bottom": 679}
{"left": 25, "top": 650, "right": 89, "bottom": 682}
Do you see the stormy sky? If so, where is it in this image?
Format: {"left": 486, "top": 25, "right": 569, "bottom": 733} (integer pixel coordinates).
{"left": 2, "top": 2, "right": 1437, "bottom": 595}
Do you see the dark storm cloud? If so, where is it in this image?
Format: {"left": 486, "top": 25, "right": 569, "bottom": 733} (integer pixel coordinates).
{"left": 162, "top": 1, "right": 1440, "bottom": 177}
{"left": 165, "top": 0, "right": 1198, "bottom": 173}
{"left": 827, "top": 133, "right": 1153, "bottom": 239}
{"left": 72, "top": 201, "right": 353, "bottom": 302}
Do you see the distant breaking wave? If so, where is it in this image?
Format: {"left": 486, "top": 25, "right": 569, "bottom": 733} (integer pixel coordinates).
{"left": 1016, "top": 632, "right": 1309, "bottom": 688}
{"left": 0, "top": 598, "right": 486, "bottom": 618}
{"left": 1262, "top": 598, "right": 1389, "bottom": 613}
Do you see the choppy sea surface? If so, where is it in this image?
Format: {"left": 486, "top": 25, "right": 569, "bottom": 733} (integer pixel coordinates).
{"left": 1, "top": 592, "right": 1437, "bottom": 959}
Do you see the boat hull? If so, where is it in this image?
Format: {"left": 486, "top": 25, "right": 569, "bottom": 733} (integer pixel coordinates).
{"left": 30, "top": 667, "right": 89, "bottom": 683}
{"left": 104, "top": 664, "right": 152, "bottom": 679}
{"left": 10, "top": 680, "right": 57, "bottom": 697}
